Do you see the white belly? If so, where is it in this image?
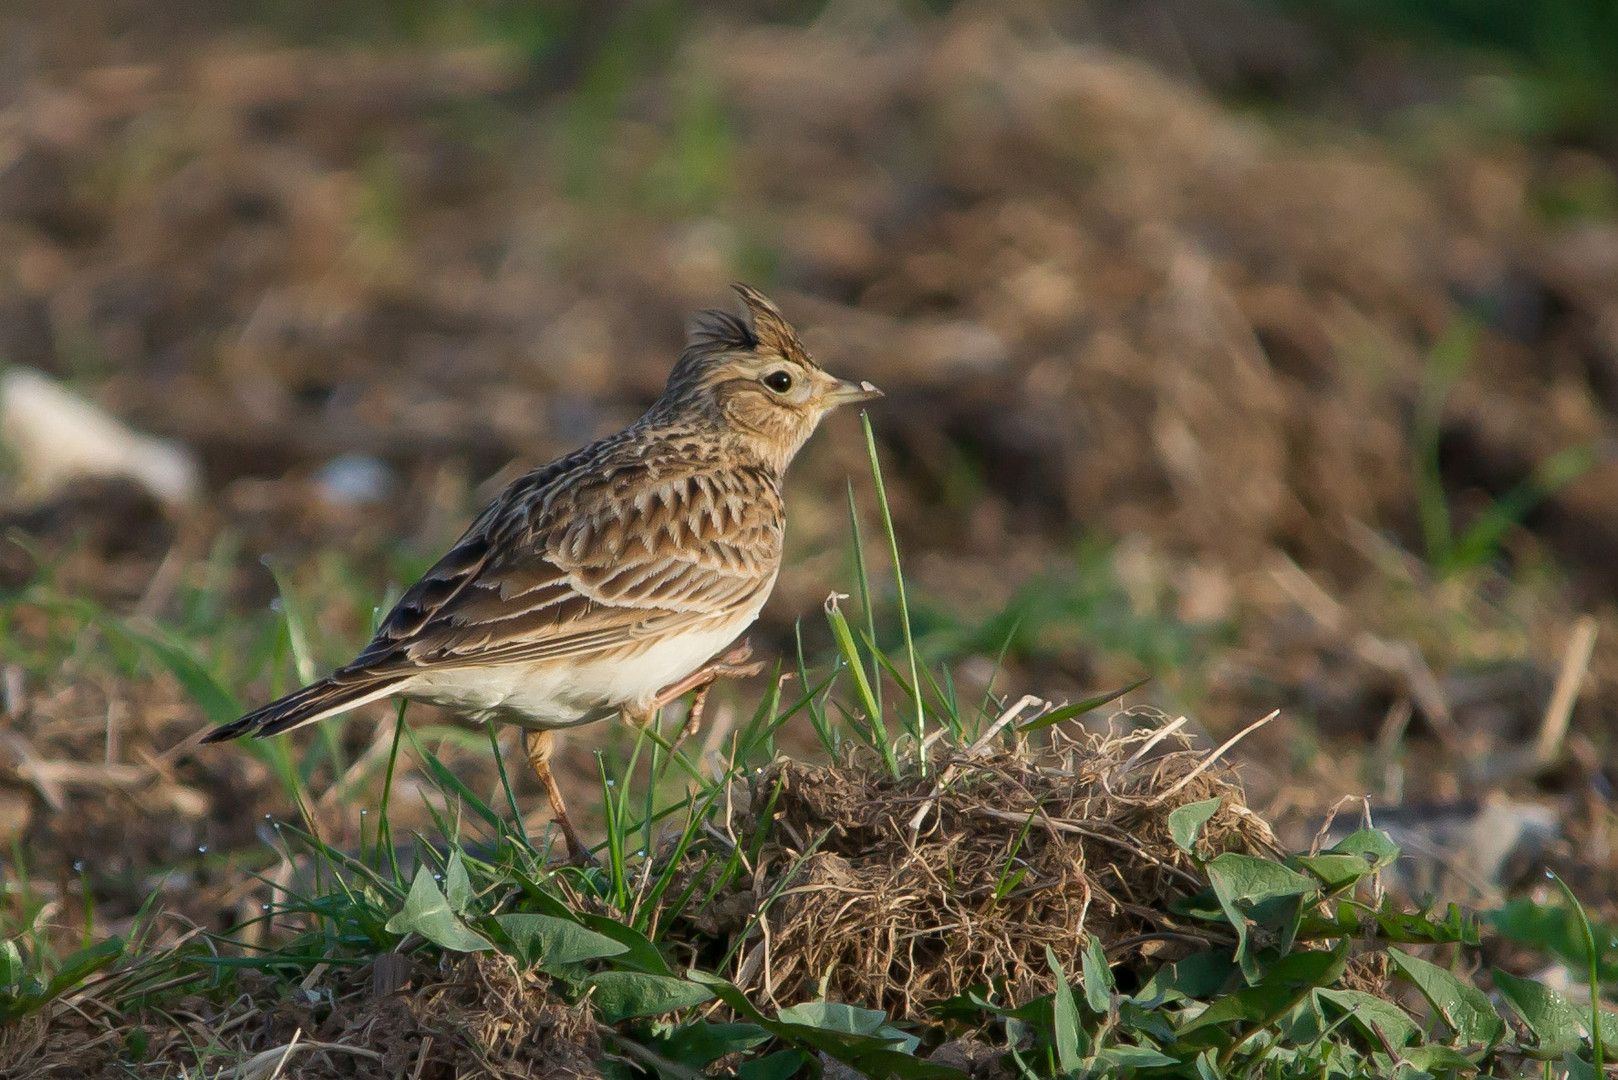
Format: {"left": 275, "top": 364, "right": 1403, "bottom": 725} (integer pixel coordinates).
{"left": 395, "top": 613, "right": 757, "bottom": 729}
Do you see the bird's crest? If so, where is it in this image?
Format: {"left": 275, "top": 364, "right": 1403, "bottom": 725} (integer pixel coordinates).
{"left": 685, "top": 283, "right": 815, "bottom": 368}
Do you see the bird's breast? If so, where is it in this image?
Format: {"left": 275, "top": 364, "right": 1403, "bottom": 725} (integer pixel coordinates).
{"left": 396, "top": 608, "right": 762, "bottom": 729}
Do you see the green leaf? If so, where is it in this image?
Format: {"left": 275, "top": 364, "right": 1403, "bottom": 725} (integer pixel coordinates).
{"left": 1374, "top": 903, "right": 1480, "bottom": 946}
{"left": 0, "top": 937, "right": 63, "bottom": 1024}
{"left": 44, "top": 937, "right": 124, "bottom": 1001}
{"left": 1179, "top": 981, "right": 1297, "bottom": 1034}
{"left": 655, "top": 1022, "right": 771, "bottom": 1068}
{"left": 737, "top": 1049, "right": 808, "bottom": 1080}
{"left": 685, "top": 969, "right": 771, "bottom": 1021}
{"left": 1491, "top": 968, "right": 1585, "bottom": 1054}
{"left": 824, "top": 1048, "right": 969, "bottom": 1080}
{"left": 1316, "top": 988, "right": 1418, "bottom": 1049}
{"left": 1293, "top": 853, "right": 1379, "bottom": 891}
{"left": 586, "top": 971, "right": 714, "bottom": 1023}
{"left": 0, "top": 940, "right": 25, "bottom": 990}
{"left": 777, "top": 1000, "right": 885, "bottom": 1035}
{"left": 1205, "top": 854, "right": 1315, "bottom": 981}
{"left": 1174, "top": 946, "right": 1344, "bottom": 1046}
{"left": 1563, "top": 1048, "right": 1600, "bottom": 1080}
{"left": 1136, "top": 951, "right": 1235, "bottom": 1004}
{"left": 574, "top": 914, "right": 672, "bottom": 976}
{"left": 1019, "top": 678, "right": 1150, "bottom": 732}
{"left": 823, "top": 595, "right": 895, "bottom": 776}
{"left": 442, "top": 851, "right": 476, "bottom": 915}
{"left": 1080, "top": 935, "right": 1113, "bottom": 1013}
{"left": 777, "top": 1001, "right": 917, "bottom": 1054}
{"left": 1205, "top": 854, "right": 1318, "bottom": 906}
{"left": 1387, "top": 949, "right": 1504, "bottom": 1048}
{"left": 1487, "top": 898, "right": 1618, "bottom": 985}
{"left": 1169, "top": 798, "right": 1222, "bottom": 853}
{"left": 384, "top": 867, "right": 492, "bottom": 953}
{"left": 687, "top": 971, "right": 968, "bottom": 1079}
{"left": 1400, "top": 1044, "right": 1483, "bottom": 1073}
{"left": 777, "top": 1000, "right": 886, "bottom": 1036}
{"left": 494, "top": 914, "right": 627, "bottom": 971}
{"left": 1260, "top": 944, "right": 1347, "bottom": 989}
{"left": 1328, "top": 829, "right": 1400, "bottom": 867}
{"left": 1095, "top": 1045, "right": 1178, "bottom": 1069}
{"left": 1047, "top": 946, "right": 1087, "bottom": 1074}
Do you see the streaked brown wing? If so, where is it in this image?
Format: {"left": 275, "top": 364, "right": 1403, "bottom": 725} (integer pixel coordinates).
{"left": 342, "top": 459, "right": 781, "bottom": 677}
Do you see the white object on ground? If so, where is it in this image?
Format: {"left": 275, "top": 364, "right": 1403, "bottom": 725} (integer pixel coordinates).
{"left": 0, "top": 366, "right": 200, "bottom": 505}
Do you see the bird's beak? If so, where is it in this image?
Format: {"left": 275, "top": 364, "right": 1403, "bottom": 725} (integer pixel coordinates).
{"left": 827, "top": 378, "right": 884, "bottom": 406}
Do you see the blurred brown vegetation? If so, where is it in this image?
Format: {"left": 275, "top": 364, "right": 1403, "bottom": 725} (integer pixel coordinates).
{"left": 2, "top": 0, "right": 1618, "bottom": 941}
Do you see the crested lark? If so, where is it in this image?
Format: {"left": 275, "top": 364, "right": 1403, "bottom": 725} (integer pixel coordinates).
{"left": 203, "top": 285, "right": 881, "bottom": 861}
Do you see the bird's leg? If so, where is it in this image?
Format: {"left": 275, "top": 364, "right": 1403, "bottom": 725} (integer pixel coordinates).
{"left": 654, "top": 642, "right": 766, "bottom": 712}
{"left": 680, "top": 682, "right": 714, "bottom": 741}
{"left": 652, "top": 641, "right": 765, "bottom": 746}
{"left": 665, "top": 682, "right": 714, "bottom": 761}
{"left": 522, "top": 729, "right": 592, "bottom": 866}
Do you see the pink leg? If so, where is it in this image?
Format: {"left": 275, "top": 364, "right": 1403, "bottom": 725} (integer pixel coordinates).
{"left": 622, "top": 642, "right": 765, "bottom": 735}
{"left": 523, "top": 729, "right": 592, "bottom": 866}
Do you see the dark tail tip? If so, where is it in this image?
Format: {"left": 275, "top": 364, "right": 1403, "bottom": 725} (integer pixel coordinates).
{"left": 200, "top": 723, "right": 244, "bottom": 744}
{"left": 199, "top": 674, "right": 396, "bottom": 746}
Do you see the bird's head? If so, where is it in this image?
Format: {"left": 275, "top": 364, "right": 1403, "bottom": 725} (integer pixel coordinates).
{"left": 653, "top": 284, "right": 882, "bottom": 471}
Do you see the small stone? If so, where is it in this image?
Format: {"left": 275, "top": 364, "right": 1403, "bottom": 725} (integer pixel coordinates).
{"left": 314, "top": 453, "right": 395, "bottom": 506}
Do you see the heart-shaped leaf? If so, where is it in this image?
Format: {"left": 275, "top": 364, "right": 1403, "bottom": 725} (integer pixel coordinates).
{"left": 494, "top": 914, "right": 626, "bottom": 971}
{"left": 586, "top": 970, "right": 714, "bottom": 1022}
{"left": 442, "top": 851, "right": 476, "bottom": 915}
{"left": 1388, "top": 948, "right": 1504, "bottom": 1048}
{"left": 1315, "top": 988, "right": 1418, "bottom": 1049}
{"left": 1169, "top": 798, "right": 1222, "bottom": 853}
{"left": 655, "top": 1022, "right": 772, "bottom": 1068}
{"left": 1080, "top": 935, "right": 1113, "bottom": 1013}
{"left": 384, "top": 867, "right": 492, "bottom": 953}
{"left": 1047, "top": 946, "right": 1088, "bottom": 1073}
{"left": 1206, "top": 854, "right": 1315, "bottom": 981}
{"left": 737, "top": 1049, "right": 809, "bottom": 1080}
{"left": 1491, "top": 968, "right": 1585, "bottom": 1055}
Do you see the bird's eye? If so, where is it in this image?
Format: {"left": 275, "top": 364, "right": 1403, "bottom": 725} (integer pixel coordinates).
{"left": 762, "top": 370, "right": 793, "bottom": 394}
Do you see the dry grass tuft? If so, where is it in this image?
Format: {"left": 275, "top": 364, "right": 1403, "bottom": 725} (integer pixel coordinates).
{"left": 686, "top": 712, "right": 1281, "bottom": 1017}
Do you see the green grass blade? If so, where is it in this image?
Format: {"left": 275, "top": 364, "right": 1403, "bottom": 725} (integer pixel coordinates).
{"left": 1414, "top": 319, "right": 1478, "bottom": 570}
{"left": 486, "top": 722, "right": 529, "bottom": 851}
{"left": 1548, "top": 872, "right": 1604, "bottom": 1072}
{"left": 862, "top": 412, "right": 924, "bottom": 755}
{"left": 1019, "top": 678, "right": 1149, "bottom": 733}
{"left": 847, "top": 478, "right": 882, "bottom": 719}
{"left": 825, "top": 594, "right": 897, "bottom": 777}
{"left": 795, "top": 620, "right": 836, "bottom": 754}
{"left": 377, "top": 702, "right": 409, "bottom": 885}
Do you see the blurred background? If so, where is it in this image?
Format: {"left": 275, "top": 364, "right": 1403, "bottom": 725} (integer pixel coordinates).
{"left": 3, "top": 0, "right": 1618, "bottom": 945}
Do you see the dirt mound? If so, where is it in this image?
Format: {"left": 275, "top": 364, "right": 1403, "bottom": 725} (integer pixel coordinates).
{"left": 4, "top": 954, "right": 599, "bottom": 1080}
{"left": 678, "top": 712, "right": 1277, "bottom": 1017}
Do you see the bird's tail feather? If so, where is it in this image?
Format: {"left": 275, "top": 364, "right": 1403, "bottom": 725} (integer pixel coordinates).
{"left": 202, "top": 675, "right": 404, "bottom": 743}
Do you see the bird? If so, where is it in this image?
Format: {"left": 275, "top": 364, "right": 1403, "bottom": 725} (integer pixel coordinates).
{"left": 202, "top": 285, "right": 882, "bottom": 862}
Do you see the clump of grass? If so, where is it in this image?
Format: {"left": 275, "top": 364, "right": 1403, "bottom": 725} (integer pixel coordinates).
{"left": 666, "top": 717, "right": 1274, "bottom": 1016}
